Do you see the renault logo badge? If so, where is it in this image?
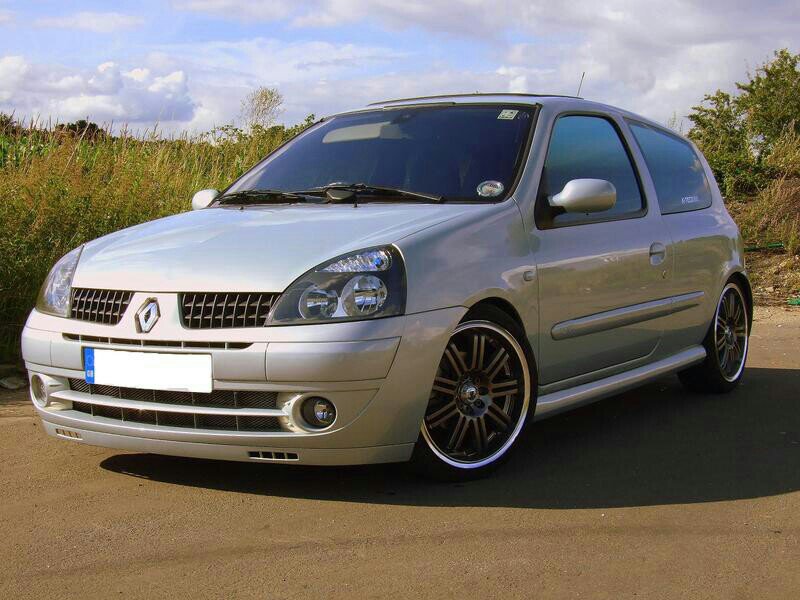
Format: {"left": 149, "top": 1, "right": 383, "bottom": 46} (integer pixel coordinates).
{"left": 135, "top": 298, "right": 160, "bottom": 333}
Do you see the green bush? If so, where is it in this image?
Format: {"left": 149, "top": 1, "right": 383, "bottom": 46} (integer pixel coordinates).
{"left": 688, "top": 49, "right": 800, "bottom": 197}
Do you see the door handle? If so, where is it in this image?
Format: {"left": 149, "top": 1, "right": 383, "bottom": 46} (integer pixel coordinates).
{"left": 649, "top": 242, "right": 667, "bottom": 266}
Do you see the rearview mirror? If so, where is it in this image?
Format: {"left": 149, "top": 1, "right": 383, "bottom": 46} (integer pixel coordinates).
{"left": 550, "top": 179, "right": 616, "bottom": 213}
{"left": 192, "top": 189, "right": 219, "bottom": 210}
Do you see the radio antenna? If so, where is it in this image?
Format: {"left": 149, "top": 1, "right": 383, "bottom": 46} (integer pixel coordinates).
{"left": 576, "top": 72, "right": 586, "bottom": 97}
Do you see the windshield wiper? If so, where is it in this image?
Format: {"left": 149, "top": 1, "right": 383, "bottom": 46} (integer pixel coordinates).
{"left": 297, "top": 182, "right": 444, "bottom": 205}
{"left": 216, "top": 189, "right": 322, "bottom": 205}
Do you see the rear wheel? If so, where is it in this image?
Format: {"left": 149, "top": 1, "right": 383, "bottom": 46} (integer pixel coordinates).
{"left": 411, "top": 306, "right": 533, "bottom": 480}
{"left": 678, "top": 281, "right": 749, "bottom": 393}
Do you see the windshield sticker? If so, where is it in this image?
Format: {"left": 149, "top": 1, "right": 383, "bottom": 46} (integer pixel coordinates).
{"left": 497, "top": 109, "right": 518, "bottom": 120}
{"left": 477, "top": 180, "right": 505, "bottom": 198}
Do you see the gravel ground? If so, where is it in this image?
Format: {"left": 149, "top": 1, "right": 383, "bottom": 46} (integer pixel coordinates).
{"left": 1, "top": 307, "right": 798, "bottom": 599}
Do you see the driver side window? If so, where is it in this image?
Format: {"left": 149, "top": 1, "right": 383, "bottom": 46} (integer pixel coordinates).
{"left": 535, "top": 115, "right": 645, "bottom": 228}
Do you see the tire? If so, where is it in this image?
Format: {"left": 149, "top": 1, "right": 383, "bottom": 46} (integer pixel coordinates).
{"left": 410, "top": 305, "right": 535, "bottom": 481}
{"left": 678, "top": 281, "right": 750, "bottom": 394}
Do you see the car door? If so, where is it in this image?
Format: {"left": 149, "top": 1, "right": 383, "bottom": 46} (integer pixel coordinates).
{"left": 532, "top": 113, "right": 674, "bottom": 385}
{"left": 625, "top": 120, "right": 721, "bottom": 355}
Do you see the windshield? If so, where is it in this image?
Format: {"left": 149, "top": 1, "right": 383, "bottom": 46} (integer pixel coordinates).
{"left": 226, "top": 104, "right": 536, "bottom": 202}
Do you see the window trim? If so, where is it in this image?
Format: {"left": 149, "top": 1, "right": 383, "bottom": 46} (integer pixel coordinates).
{"left": 534, "top": 111, "right": 649, "bottom": 230}
{"left": 625, "top": 118, "right": 713, "bottom": 216}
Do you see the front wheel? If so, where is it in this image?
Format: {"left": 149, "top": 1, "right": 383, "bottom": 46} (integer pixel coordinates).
{"left": 678, "top": 281, "right": 750, "bottom": 393}
{"left": 410, "top": 306, "right": 533, "bottom": 480}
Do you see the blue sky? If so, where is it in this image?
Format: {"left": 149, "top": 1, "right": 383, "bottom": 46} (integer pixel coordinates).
{"left": 1, "top": 1, "right": 797, "bottom": 134}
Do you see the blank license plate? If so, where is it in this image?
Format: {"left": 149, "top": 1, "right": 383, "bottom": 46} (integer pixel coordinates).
{"left": 84, "top": 348, "right": 212, "bottom": 393}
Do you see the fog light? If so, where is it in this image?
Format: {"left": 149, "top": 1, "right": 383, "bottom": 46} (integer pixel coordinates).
{"left": 301, "top": 397, "right": 336, "bottom": 429}
{"left": 31, "top": 374, "right": 48, "bottom": 408}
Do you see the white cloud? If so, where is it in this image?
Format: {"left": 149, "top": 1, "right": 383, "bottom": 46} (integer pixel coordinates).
{"left": 173, "top": 0, "right": 293, "bottom": 21}
{"left": 124, "top": 68, "right": 151, "bottom": 83}
{"left": 166, "top": 0, "right": 798, "bottom": 128}
{"left": 0, "top": 58, "right": 195, "bottom": 126}
{"left": 0, "top": 56, "right": 28, "bottom": 103}
{"left": 150, "top": 37, "right": 408, "bottom": 131}
{"left": 34, "top": 11, "right": 145, "bottom": 33}
{"left": 0, "top": 10, "right": 13, "bottom": 24}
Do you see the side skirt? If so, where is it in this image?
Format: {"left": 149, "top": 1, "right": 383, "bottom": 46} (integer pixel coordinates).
{"left": 533, "top": 346, "right": 706, "bottom": 421}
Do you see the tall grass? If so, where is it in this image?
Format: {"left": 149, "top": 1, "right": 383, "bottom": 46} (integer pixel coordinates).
{"left": 0, "top": 118, "right": 314, "bottom": 361}
{"left": 735, "top": 177, "right": 800, "bottom": 254}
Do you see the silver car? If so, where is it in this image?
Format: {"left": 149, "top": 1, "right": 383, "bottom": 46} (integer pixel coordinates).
{"left": 22, "top": 94, "right": 751, "bottom": 479}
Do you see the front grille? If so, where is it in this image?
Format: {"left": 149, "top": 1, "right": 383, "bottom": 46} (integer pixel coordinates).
{"left": 180, "top": 292, "right": 280, "bottom": 329}
{"left": 63, "top": 333, "right": 252, "bottom": 350}
{"left": 68, "top": 379, "right": 281, "bottom": 432}
{"left": 69, "top": 379, "right": 277, "bottom": 409}
{"left": 70, "top": 288, "right": 133, "bottom": 325}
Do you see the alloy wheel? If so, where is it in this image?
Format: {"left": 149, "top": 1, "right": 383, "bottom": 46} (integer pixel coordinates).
{"left": 421, "top": 320, "right": 531, "bottom": 469}
{"left": 714, "top": 283, "right": 748, "bottom": 382}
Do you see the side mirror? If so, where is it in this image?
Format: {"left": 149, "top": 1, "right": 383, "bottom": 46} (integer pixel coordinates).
{"left": 550, "top": 179, "right": 616, "bottom": 213}
{"left": 191, "top": 189, "right": 220, "bottom": 210}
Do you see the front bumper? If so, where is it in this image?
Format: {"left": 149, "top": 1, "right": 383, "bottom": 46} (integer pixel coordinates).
{"left": 23, "top": 303, "right": 466, "bottom": 465}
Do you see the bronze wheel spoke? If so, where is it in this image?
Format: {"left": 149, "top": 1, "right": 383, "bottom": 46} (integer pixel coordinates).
{"left": 492, "top": 378, "right": 517, "bottom": 391}
{"left": 432, "top": 375, "right": 458, "bottom": 396}
{"left": 488, "top": 353, "right": 510, "bottom": 382}
{"left": 426, "top": 401, "right": 458, "bottom": 428}
{"left": 476, "top": 335, "right": 486, "bottom": 370}
{"left": 470, "top": 334, "right": 479, "bottom": 370}
{"left": 447, "top": 415, "right": 469, "bottom": 451}
{"left": 446, "top": 342, "right": 469, "bottom": 376}
{"left": 444, "top": 345, "right": 465, "bottom": 377}
{"left": 474, "top": 418, "right": 488, "bottom": 453}
{"left": 720, "top": 346, "right": 730, "bottom": 370}
{"left": 732, "top": 302, "right": 743, "bottom": 324}
{"left": 488, "top": 403, "right": 512, "bottom": 426}
{"left": 484, "top": 347, "right": 506, "bottom": 376}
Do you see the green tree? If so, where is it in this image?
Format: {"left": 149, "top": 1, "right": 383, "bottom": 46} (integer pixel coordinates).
{"left": 736, "top": 49, "right": 800, "bottom": 156}
{"left": 688, "top": 49, "right": 800, "bottom": 197}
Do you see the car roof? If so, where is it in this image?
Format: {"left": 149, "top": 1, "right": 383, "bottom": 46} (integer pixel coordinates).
{"left": 337, "top": 92, "right": 674, "bottom": 139}
{"left": 367, "top": 92, "right": 583, "bottom": 105}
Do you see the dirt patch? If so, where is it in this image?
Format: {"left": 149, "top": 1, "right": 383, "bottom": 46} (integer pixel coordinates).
{"left": 746, "top": 250, "right": 800, "bottom": 306}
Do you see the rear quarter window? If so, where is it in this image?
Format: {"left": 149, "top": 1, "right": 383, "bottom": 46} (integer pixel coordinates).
{"left": 628, "top": 121, "right": 713, "bottom": 214}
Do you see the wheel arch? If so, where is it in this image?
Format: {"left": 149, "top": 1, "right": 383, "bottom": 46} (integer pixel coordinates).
{"left": 727, "top": 270, "right": 753, "bottom": 330}
{"left": 464, "top": 297, "right": 525, "bottom": 332}
{"left": 463, "top": 296, "right": 539, "bottom": 381}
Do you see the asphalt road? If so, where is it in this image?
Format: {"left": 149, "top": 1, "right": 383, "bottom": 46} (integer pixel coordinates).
{"left": 2, "top": 307, "right": 799, "bottom": 599}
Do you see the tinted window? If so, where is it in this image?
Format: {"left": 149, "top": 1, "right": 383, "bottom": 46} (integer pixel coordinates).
{"left": 628, "top": 121, "right": 712, "bottom": 214}
{"left": 227, "top": 105, "right": 535, "bottom": 202}
{"left": 536, "top": 115, "right": 644, "bottom": 227}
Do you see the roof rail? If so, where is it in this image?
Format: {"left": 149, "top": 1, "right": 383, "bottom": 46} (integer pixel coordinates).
{"left": 368, "top": 92, "right": 582, "bottom": 106}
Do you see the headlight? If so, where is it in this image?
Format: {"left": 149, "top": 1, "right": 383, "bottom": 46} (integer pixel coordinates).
{"left": 269, "top": 246, "right": 406, "bottom": 324}
{"left": 36, "top": 246, "right": 83, "bottom": 317}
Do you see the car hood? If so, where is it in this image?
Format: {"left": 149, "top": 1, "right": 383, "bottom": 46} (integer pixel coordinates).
{"left": 73, "top": 203, "right": 479, "bottom": 292}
